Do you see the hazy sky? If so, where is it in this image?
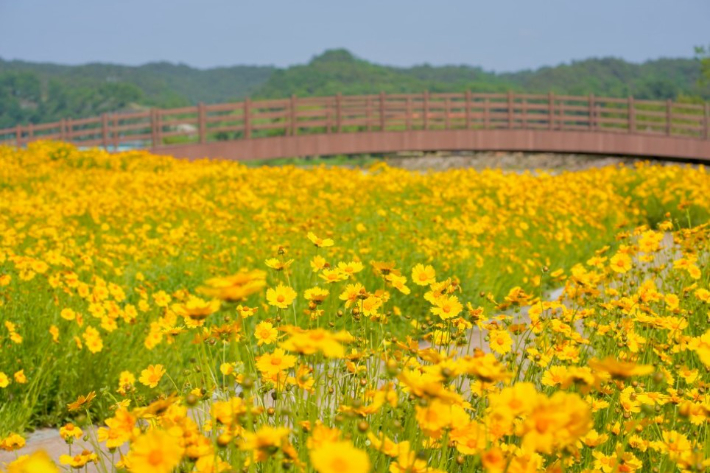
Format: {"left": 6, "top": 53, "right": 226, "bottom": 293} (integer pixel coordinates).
{"left": 1, "top": 0, "right": 708, "bottom": 71}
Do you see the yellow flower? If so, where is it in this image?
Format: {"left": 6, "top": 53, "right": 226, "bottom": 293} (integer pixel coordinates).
{"left": 256, "top": 348, "right": 296, "bottom": 377}
{"left": 139, "top": 364, "right": 166, "bottom": 388}
{"left": 60, "top": 308, "right": 76, "bottom": 320}
{"left": 118, "top": 370, "right": 136, "bottom": 395}
{"left": 67, "top": 391, "right": 96, "bottom": 411}
{"left": 198, "top": 270, "right": 267, "bottom": 301}
{"left": 609, "top": 253, "right": 632, "bottom": 273}
{"left": 310, "top": 439, "right": 370, "bottom": 473}
{"left": 255, "top": 321, "right": 279, "bottom": 346}
{"left": 0, "top": 372, "right": 10, "bottom": 388}
{"left": 430, "top": 295, "right": 462, "bottom": 320}
{"left": 13, "top": 370, "right": 27, "bottom": 384}
{"left": 6, "top": 450, "right": 58, "bottom": 473}
{"left": 694, "top": 329, "right": 710, "bottom": 367}
{"left": 304, "top": 287, "right": 330, "bottom": 304}
{"left": 127, "top": 429, "right": 184, "bottom": 473}
{"left": 59, "top": 450, "right": 98, "bottom": 468}
{"left": 265, "top": 258, "right": 294, "bottom": 271}
{"left": 488, "top": 329, "right": 513, "bottom": 355}
{"left": 307, "top": 232, "right": 334, "bottom": 248}
{"left": 59, "top": 423, "right": 83, "bottom": 441}
{"left": 0, "top": 433, "right": 25, "bottom": 451}
{"left": 266, "top": 284, "right": 297, "bottom": 309}
{"left": 411, "top": 264, "right": 436, "bottom": 286}
{"left": 588, "top": 357, "right": 653, "bottom": 379}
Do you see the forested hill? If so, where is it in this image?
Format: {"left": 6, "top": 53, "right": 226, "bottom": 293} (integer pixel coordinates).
{"left": 1, "top": 49, "right": 707, "bottom": 128}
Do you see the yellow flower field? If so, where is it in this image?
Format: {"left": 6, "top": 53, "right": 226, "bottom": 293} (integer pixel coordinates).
{"left": 0, "top": 142, "right": 709, "bottom": 472}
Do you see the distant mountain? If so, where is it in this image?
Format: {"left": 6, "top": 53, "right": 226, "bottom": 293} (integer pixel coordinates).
{"left": 1, "top": 49, "right": 706, "bottom": 128}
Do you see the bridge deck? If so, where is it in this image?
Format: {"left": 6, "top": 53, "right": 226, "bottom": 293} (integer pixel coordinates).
{"left": 2, "top": 92, "right": 709, "bottom": 161}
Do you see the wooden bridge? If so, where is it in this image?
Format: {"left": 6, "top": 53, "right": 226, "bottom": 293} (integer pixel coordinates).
{"left": 2, "top": 92, "right": 710, "bottom": 162}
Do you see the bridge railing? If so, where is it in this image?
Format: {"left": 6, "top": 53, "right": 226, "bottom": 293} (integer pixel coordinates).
{"left": 1, "top": 92, "right": 708, "bottom": 150}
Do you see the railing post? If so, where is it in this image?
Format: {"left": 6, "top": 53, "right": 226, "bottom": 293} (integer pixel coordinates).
{"left": 465, "top": 91, "right": 472, "bottom": 129}
{"left": 405, "top": 96, "right": 411, "bottom": 131}
{"left": 336, "top": 93, "right": 342, "bottom": 133}
{"left": 548, "top": 92, "right": 554, "bottom": 130}
{"left": 379, "top": 91, "right": 386, "bottom": 131}
{"left": 423, "top": 91, "right": 429, "bottom": 130}
{"left": 198, "top": 102, "right": 206, "bottom": 144}
{"left": 507, "top": 91, "right": 514, "bottom": 129}
{"left": 589, "top": 94, "right": 595, "bottom": 130}
{"left": 112, "top": 115, "right": 119, "bottom": 150}
{"left": 101, "top": 113, "right": 109, "bottom": 149}
{"left": 628, "top": 96, "right": 635, "bottom": 133}
{"left": 65, "top": 118, "right": 72, "bottom": 143}
{"left": 484, "top": 97, "right": 490, "bottom": 129}
{"left": 28, "top": 123, "right": 34, "bottom": 142}
{"left": 326, "top": 98, "right": 331, "bottom": 134}
{"left": 666, "top": 100, "right": 672, "bottom": 136}
{"left": 16, "top": 125, "right": 22, "bottom": 147}
{"left": 289, "top": 95, "right": 297, "bottom": 136}
{"left": 60, "top": 119, "right": 66, "bottom": 141}
{"left": 444, "top": 97, "right": 451, "bottom": 130}
{"left": 150, "top": 109, "right": 158, "bottom": 147}
{"left": 245, "top": 98, "right": 252, "bottom": 139}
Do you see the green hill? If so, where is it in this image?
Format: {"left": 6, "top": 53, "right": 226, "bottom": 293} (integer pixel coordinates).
{"left": 1, "top": 49, "right": 707, "bottom": 129}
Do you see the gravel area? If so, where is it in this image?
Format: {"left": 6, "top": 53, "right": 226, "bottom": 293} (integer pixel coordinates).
{"left": 383, "top": 151, "right": 673, "bottom": 172}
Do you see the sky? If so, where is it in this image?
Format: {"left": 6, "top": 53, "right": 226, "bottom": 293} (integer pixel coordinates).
{"left": 0, "top": 0, "right": 708, "bottom": 72}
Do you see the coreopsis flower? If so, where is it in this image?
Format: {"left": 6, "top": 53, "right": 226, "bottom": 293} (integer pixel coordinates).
{"left": 126, "top": 429, "right": 184, "bottom": 473}
{"left": 411, "top": 264, "right": 436, "bottom": 286}
{"left": 339, "top": 283, "right": 366, "bottom": 307}
{"left": 386, "top": 273, "right": 410, "bottom": 294}
{"left": 488, "top": 329, "right": 513, "bottom": 355}
{"left": 519, "top": 391, "right": 592, "bottom": 453}
{"left": 82, "top": 325, "right": 103, "bottom": 353}
{"left": 13, "top": 370, "right": 26, "bottom": 384}
{"left": 310, "top": 255, "right": 328, "bottom": 272}
{"left": 139, "top": 364, "right": 166, "bottom": 388}
{"left": 97, "top": 408, "right": 136, "bottom": 449}
{"left": 171, "top": 296, "right": 220, "bottom": 324}
{"left": 211, "top": 397, "right": 247, "bottom": 425}
{"left": 254, "top": 321, "right": 278, "bottom": 346}
{"left": 59, "top": 450, "right": 98, "bottom": 468}
{"left": 152, "top": 290, "right": 172, "bottom": 307}
{"left": 5, "top": 450, "right": 58, "bottom": 473}
{"left": 67, "top": 391, "right": 96, "bottom": 411}
{"left": 239, "top": 426, "right": 292, "bottom": 462}
{"left": 0, "top": 372, "right": 9, "bottom": 388}
{"left": 337, "top": 261, "right": 364, "bottom": 277}
{"left": 237, "top": 305, "right": 258, "bottom": 318}
{"left": 609, "top": 253, "right": 632, "bottom": 273}
{"left": 304, "top": 287, "right": 330, "bottom": 304}
{"left": 693, "top": 329, "right": 710, "bottom": 367}
{"left": 60, "top": 308, "right": 76, "bottom": 320}
{"left": 280, "top": 328, "right": 354, "bottom": 358}
{"left": 307, "top": 232, "right": 334, "bottom": 248}
{"left": 117, "top": 370, "right": 136, "bottom": 395}
{"left": 266, "top": 284, "right": 297, "bottom": 309}
{"left": 265, "top": 258, "right": 294, "bottom": 271}
{"left": 588, "top": 357, "right": 654, "bottom": 379}
{"left": 309, "top": 439, "right": 370, "bottom": 473}
{"left": 430, "top": 295, "right": 463, "bottom": 320}
{"left": 0, "top": 433, "right": 25, "bottom": 451}
{"left": 458, "top": 353, "right": 510, "bottom": 383}
{"left": 198, "top": 270, "right": 267, "bottom": 302}
{"left": 59, "top": 423, "right": 83, "bottom": 442}
{"left": 319, "top": 269, "right": 348, "bottom": 284}
{"left": 256, "top": 348, "right": 296, "bottom": 377}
